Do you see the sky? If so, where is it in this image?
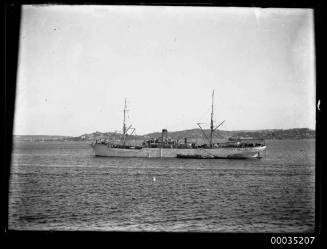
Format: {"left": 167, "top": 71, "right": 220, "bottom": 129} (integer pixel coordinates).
{"left": 13, "top": 5, "right": 315, "bottom": 136}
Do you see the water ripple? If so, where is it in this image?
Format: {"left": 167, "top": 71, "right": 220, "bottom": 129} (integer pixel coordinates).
{"left": 9, "top": 139, "right": 315, "bottom": 232}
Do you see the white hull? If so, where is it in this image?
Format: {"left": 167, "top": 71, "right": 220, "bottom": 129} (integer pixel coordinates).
{"left": 91, "top": 143, "right": 266, "bottom": 159}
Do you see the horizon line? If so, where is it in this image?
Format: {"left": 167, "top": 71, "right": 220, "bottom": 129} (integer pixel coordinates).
{"left": 13, "top": 127, "right": 316, "bottom": 137}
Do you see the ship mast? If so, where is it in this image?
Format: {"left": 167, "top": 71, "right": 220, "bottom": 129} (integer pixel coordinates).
{"left": 197, "top": 90, "right": 224, "bottom": 147}
{"left": 210, "top": 90, "right": 214, "bottom": 148}
{"left": 122, "top": 98, "right": 127, "bottom": 146}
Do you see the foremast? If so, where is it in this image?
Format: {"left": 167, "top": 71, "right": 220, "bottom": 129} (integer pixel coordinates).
{"left": 210, "top": 90, "right": 214, "bottom": 148}
{"left": 121, "top": 98, "right": 135, "bottom": 146}
{"left": 122, "top": 98, "right": 127, "bottom": 146}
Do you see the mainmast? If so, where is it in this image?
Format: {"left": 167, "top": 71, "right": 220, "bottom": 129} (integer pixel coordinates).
{"left": 122, "top": 98, "right": 127, "bottom": 146}
{"left": 210, "top": 90, "right": 214, "bottom": 148}
{"left": 197, "top": 90, "right": 224, "bottom": 147}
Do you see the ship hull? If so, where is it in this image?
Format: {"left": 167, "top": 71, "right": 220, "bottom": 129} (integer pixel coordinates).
{"left": 91, "top": 144, "right": 266, "bottom": 159}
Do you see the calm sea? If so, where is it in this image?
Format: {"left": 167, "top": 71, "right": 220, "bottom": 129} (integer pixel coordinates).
{"left": 8, "top": 139, "right": 315, "bottom": 232}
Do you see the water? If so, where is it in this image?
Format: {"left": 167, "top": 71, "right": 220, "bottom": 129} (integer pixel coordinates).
{"left": 8, "top": 139, "right": 315, "bottom": 232}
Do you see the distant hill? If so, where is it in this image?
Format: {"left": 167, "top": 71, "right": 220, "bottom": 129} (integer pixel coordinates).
{"left": 13, "top": 135, "right": 71, "bottom": 141}
{"left": 14, "top": 128, "right": 315, "bottom": 142}
{"left": 144, "top": 128, "right": 315, "bottom": 141}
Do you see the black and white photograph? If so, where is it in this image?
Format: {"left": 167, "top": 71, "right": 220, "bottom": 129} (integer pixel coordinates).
{"left": 7, "top": 4, "right": 317, "bottom": 235}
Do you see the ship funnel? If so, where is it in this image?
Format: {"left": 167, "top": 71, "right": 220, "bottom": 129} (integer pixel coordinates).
{"left": 162, "top": 129, "right": 168, "bottom": 142}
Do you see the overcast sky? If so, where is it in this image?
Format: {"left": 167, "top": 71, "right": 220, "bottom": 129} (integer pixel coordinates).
{"left": 14, "top": 5, "right": 315, "bottom": 136}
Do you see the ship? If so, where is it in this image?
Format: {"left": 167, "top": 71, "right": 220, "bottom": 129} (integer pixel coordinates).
{"left": 90, "top": 91, "right": 267, "bottom": 159}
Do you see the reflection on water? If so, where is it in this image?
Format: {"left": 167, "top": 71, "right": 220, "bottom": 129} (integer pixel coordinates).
{"left": 9, "top": 139, "right": 315, "bottom": 232}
